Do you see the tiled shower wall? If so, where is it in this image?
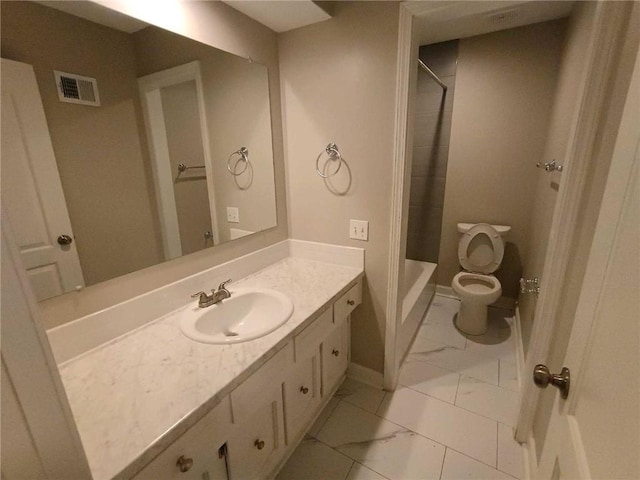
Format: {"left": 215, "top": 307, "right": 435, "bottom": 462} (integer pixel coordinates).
{"left": 406, "top": 40, "right": 458, "bottom": 263}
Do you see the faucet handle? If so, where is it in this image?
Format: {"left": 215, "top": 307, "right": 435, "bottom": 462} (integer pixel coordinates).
{"left": 218, "top": 279, "right": 232, "bottom": 291}
{"left": 191, "top": 291, "right": 207, "bottom": 299}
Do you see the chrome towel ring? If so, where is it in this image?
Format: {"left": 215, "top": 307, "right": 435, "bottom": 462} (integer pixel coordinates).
{"left": 227, "top": 147, "right": 250, "bottom": 176}
{"left": 316, "top": 143, "right": 344, "bottom": 178}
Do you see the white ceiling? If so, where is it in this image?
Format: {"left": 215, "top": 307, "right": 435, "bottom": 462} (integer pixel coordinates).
{"left": 35, "top": 1, "right": 149, "bottom": 33}
{"left": 222, "top": 1, "right": 332, "bottom": 33}
{"left": 409, "top": 0, "right": 575, "bottom": 46}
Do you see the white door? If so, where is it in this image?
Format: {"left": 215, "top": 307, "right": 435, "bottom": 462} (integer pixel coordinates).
{"left": 535, "top": 49, "right": 639, "bottom": 480}
{"left": 1, "top": 58, "right": 84, "bottom": 300}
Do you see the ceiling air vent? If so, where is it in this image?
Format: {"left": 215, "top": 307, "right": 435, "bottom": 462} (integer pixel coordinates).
{"left": 488, "top": 9, "right": 519, "bottom": 25}
{"left": 54, "top": 70, "right": 100, "bottom": 107}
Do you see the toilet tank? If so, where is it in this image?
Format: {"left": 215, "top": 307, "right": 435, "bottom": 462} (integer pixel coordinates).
{"left": 457, "top": 223, "right": 511, "bottom": 236}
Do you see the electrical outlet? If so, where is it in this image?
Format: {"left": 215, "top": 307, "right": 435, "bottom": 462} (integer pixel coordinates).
{"left": 226, "top": 207, "right": 240, "bottom": 223}
{"left": 349, "top": 219, "right": 369, "bottom": 241}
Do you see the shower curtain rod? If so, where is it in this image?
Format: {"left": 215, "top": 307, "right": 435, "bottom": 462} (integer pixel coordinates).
{"left": 418, "top": 59, "right": 447, "bottom": 92}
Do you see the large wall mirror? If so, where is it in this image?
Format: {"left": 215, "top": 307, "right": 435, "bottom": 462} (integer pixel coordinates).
{"left": 1, "top": 1, "right": 277, "bottom": 301}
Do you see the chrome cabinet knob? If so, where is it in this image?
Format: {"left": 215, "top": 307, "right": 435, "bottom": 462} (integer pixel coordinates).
{"left": 176, "top": 455, "right": 193, "bottom": 473}
{"left": 254, "top": 439, "right": 265, "bottom": 450}
{"left": 533, "top": 364, "right": 570, "bottom": 399}
{"left": 57, "top": 234, "right": 73, "bottom": 246}
{"left": 300, "top": 386, "right": 309, "bottom": 394}
{"left": 347, "top": 299, "right": 355, "bottom": 306}
{"left": 332, "top": 349, "right": 340, "bottom": 357}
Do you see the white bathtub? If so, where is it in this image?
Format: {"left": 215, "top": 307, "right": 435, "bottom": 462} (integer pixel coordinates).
{"left": 402, "top": 259, "right": 437, "bottom": 323}
{"left": 398, "top": 259, "right": 437, "bottom": 364}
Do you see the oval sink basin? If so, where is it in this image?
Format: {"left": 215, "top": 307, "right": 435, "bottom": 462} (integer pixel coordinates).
{"left": 179, "top": 288, "right": 294, "bottom": 344}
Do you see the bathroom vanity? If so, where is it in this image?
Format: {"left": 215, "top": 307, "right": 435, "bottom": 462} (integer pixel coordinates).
{"left": 49, "top": 241, "right": 364, "bottom": 480}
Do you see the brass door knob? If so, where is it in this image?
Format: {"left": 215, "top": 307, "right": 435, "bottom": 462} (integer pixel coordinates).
{"left": 176, "top": 455, "right": 193, "bottom": 473}
{"left": 300, "top": 386, "right": 309, "bottom": 394}
{"left": 57, "top": 234, "right": 73, "bottom": 246}
{"left": 533, "top": 364, "right": 570, "bottom": 399}
{"left": 254, "top": 439, "right": 265, "bottom": 450}
{"left": 332, "top": 349, "right": 340, "bottom": 357}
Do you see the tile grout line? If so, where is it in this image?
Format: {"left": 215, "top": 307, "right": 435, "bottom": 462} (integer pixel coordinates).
{"left": 351, "top": 393, "right": 504, "bottom": 472}
{"left": 395, "top": 374, "right": 517, "bottom": 428}
{"left": 438, "top": 447, "right": 448, "bottom": 480}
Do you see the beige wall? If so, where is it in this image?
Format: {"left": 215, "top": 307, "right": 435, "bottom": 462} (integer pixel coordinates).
{"left": 38, "top": 1, "right": 288, "bottom": 328}
{"left": 133, "top": 25, "right": 277, "bottom": 244}
{"left": 279, "top": 2, "right": 399, "bottom": 373}
{"left": 438, "top": 20, "right": 566, "bottom": 298}
{"left": 161, "top": 81, "right": 213, "bottom": 255}
{"left": 1, "top": 1, "right": 164, "bottom": 286}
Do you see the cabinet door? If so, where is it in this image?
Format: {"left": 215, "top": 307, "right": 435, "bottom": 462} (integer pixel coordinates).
{"left": 322, "top": 325, "right": 348, "bottom": 396}
{"left": 133, "top": 399, "right": 232, "bottom": 480}
{"left": 283, "top": 353, "right": 320, "bottom": 445}
{"left": 226, "top": 393, "right": 285, "bottom": 480}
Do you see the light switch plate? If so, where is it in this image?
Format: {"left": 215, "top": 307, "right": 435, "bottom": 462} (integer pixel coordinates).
{"left": 226, "top": 207, "right": 239, "bottom": 223}
{"left": 349, "top": 219, "right": 369, "bottom": 241}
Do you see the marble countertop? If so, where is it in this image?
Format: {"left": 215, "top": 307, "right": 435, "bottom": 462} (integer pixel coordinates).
{"left": 59, "top": 257, "right": 363, "bottom": 480}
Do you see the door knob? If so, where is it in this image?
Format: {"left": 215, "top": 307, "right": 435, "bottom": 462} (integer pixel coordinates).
{"left": 254, "top": 439, "right": 265, "bottom": 450}
{"left": 57, "top": 234, "right": 73, "bottom": 246}
{"left": 533, "top": 364, "right": 570, "bottom": 399}
{"left": 176, "top": 455, "right": 193, "bottom": 472}
{"left": 300, "top": 386, "right": 309, "bottom": 394}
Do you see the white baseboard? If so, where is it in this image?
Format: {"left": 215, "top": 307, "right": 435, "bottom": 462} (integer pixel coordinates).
{"left": 347, "top": 362, "right": 384, "bottom": 389}
{"left": 435, "top": 284, "right": 516, "bottom": 310}
{"left": 514, "top": 305, "right": 526, "bottom": 391}
{"left": 435, "top": 284, "right": 457, "bottom": 298}
{"left": 523, "top": 432, "right": 537, "bottom": 480}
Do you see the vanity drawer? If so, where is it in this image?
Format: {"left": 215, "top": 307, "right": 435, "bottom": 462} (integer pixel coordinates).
{"left": 230, "top": 342, "right": 293, "bottom": 423}
{"left": 133, "top": 397, "right": 232, "bottom": 480}
{"left": 294, "top": 306, "right": 333, "bottom": 362}
{"left": 334, "top": 280, "right": 362, "bottom": 323}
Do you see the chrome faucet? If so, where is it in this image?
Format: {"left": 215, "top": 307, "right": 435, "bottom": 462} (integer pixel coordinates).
{"left": 191, "top": 279, "right": 232, "bottom": 308}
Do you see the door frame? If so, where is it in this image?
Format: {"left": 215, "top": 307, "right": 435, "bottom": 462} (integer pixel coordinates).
{"left": 1, "top": 217, "right": 93, "bottom": 479}
{"left": 385, "top": 0, "right": 635, "bottom": 407}
{"left": 138, "top": 61, "right": 220, "bottom": 260}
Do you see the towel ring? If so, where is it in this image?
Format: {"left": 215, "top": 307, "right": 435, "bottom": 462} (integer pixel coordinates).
{"left": 227, "top": 147, "right": 250, "bottom": 176}
{"left": 316, "top": 143, "right": 344, "bottom": 178}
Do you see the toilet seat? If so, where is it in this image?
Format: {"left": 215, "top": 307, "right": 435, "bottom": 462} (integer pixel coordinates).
{"left": 458, "top": 223, "right": 504, "bottom": 274}
{"left": 452, "top": 272, "right": 501, "bottom": 303}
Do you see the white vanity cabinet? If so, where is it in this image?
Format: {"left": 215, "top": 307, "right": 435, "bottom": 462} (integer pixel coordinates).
{"left": 131, "top": 279, "right": 362, "bottom": 480}
{"left": 132, "top": 397, "right": 232, "bottom": 480}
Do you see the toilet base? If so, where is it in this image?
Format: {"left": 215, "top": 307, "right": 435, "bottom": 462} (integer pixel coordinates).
{"left": 455, "top": 301, "right": 488, "bottom": 336}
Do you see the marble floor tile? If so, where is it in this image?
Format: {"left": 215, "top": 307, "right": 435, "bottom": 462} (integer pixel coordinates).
{"left": 499, "top": 361, "right": 519, "bottom": 392}
{"left": 398, "top": 360, "right": 460, "bottom": 404}
{"left": 416, "top": 319, "right": 467, "bottom": 349}
{"left": 307, "top": 397, "right": 340, "bottom": 438}
{"left": 318, "top": 401, "right": 445, "bottom": 480}
{"left": 440, "top": 448, "right": 516, "bottom": 480}
{"left": 275, "top": 436, "right": 353, "bottom": 480}
{"left": 455, "top": 376, "right": 520, "bottom": 426}
{"left": 498, "top": 423, "right": 524, "bottom": 479}
{"left": 335, "top": 377, "right": 386, "bottom": 414}
{"left": 424, "top": 297, "right": 460, "bottom": 326}
{"left": 409, "top": 337, "right": 500, "bottom": 386}
{"left": 377, "top": 386, "right": 497, "bottom": 466}
{"left": 345, "top": 463, "right": 389, "bottom": 480}
{"left": 464, "top": 333, "right": 516, "bottom": 363}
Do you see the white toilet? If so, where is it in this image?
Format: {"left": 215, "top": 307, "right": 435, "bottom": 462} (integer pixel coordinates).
{"left": 452, "top": 223, "right": 511, "bottom": 335}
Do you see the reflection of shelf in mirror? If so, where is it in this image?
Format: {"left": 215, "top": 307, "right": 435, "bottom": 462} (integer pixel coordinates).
{"left": 177, "top": 163, "right": 206, "bottom": 179}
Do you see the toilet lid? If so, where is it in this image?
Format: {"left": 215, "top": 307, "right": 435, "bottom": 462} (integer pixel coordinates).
{"left": 458, "top": 223, "right": 504, "bottom": 274}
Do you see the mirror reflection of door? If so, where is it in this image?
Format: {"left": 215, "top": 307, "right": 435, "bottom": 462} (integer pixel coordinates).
{"left": 1, "top": 58, "right": 85, "bottom": 300}
{"left": 138, "top": 61, "right": 220, "bottom": 261}
{"left": 161, "top": 80, "right": 215, "bottom": 256}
